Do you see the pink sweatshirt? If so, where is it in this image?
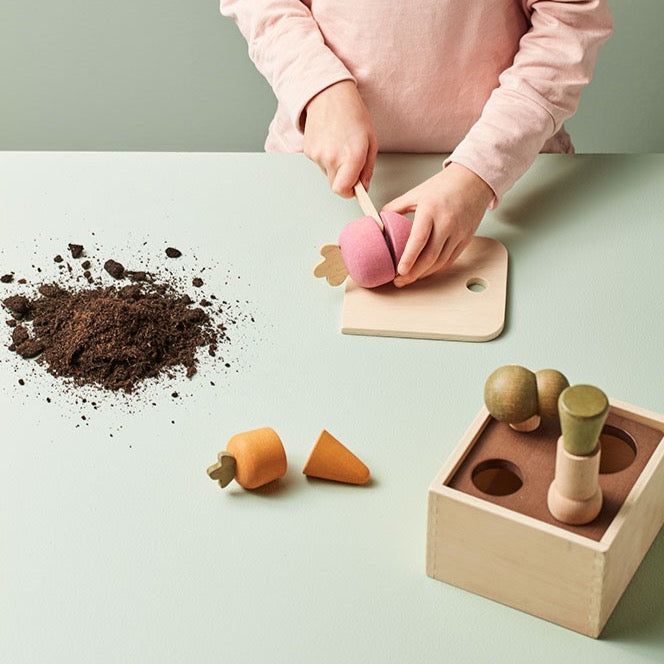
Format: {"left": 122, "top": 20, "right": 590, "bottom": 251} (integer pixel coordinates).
{"left": 220, "top": 1, "right": 613, "bottom": 204}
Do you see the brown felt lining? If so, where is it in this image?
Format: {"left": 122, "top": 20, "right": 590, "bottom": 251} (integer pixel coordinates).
{"left": 446, "top": 409, "right": 663, "bottom": 542}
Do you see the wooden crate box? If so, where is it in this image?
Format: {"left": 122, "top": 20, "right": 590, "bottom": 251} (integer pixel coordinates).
{"left": 426, "top": 400, "right": 664, "bottom": 638}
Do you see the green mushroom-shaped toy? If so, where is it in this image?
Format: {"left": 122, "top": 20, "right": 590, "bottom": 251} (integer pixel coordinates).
{"left": 484, "top": 365, "right": 570, "bottom": 432}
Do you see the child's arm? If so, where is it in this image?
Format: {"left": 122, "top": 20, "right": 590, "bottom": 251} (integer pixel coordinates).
{"left": 387, "top": 0, "right": 613, "bottom": 285}
{"left": 222, "top": 1, "right": 376, "bottom": 194}
{"left": 302, "top": 81, "right": 378, "bottom": 198}
{"left": 221, "top": 1, "right": 357, "bottom": 155}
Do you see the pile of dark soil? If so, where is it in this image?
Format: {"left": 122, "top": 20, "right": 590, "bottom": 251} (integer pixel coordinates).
{"left": 1, "top": 243, "right": 242, "bottom": 395}
{"left": 4, "top": 282, "right": 219, "bottom": 392}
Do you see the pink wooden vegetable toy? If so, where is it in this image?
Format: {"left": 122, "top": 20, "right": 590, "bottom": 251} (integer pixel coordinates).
{"left": 314, "top": 182, "right": 412, "bottom": 288}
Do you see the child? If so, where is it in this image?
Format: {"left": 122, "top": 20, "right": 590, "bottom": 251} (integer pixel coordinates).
{"left": 221, "top": 1, "right": 613, "bottom": 286}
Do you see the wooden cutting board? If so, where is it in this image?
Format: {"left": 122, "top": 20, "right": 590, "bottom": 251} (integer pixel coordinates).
{"left": 341, "top": 236, "right": 508, "bottom": 341}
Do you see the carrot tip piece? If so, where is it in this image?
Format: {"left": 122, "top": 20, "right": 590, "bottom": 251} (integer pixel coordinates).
{"left": 303, "top": 430, "right": 370, "bottom": 485}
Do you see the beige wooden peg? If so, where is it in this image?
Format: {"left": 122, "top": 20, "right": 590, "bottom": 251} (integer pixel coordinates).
{"left": 313, "top": 243, "right": 348, "bottom": 286}
{"left": 547, "top": 384, "right": 609, "bottom": 525}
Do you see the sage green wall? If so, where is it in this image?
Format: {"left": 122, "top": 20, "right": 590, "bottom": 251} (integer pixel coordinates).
{"left": 1, "top": 1, "right": 662, "bottom": 152}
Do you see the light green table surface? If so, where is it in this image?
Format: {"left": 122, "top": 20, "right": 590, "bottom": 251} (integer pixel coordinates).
{"left": 1, "top": 152, "right": 663, "bottom": 663}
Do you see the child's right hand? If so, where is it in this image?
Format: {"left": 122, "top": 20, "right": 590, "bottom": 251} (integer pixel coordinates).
{"left": 303, "top": 81, "right": 378, "bottom": 198}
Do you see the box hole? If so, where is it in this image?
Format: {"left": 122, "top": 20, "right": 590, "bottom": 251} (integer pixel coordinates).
{"left": 472, "top": 459, "right": 523, "bottom": 496}
{"left": 599, "top": 425, "right": 637, "bottom": 474}
{"left": 466, "top": 277, "right": 487, "bottom": 293}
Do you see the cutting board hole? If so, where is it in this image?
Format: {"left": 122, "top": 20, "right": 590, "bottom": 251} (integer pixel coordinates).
{"left": 472, "top": 459, "right": 523, "bottom": 496}
{"left": 466, "top": 277, "right": 487, "bottom": 293}
{"left": 599, "top": 425, "right": 637, "bottom": 474}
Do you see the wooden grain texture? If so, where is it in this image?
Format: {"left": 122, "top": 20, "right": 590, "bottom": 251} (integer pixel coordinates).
{"left": 226, "top": 427, "right": 287, "bottom": 490}
{"left": 598, "top": 406, "right": 664, "bottom": 631}
{"left": 446, "top": 408, "right": 661, "bottom": 541}
{"left": 353, "top": 182, "right": 384, "bottom": 231}
{"left": 535, "top": 369, "right": 570, "bottom": 418}
{"left": 559, "top": 384, "right": 609, "bottom": 456}
{"left": 547, "top": 437, "right": 603, "bottom": 525}
{"left": 484, "top": 365, "right": 538, "bottom": 424}
{"left": 547, "top": 384, "right": 608, "bottom": 525}
{"left": 427, "top": 399, "right": 664, "bottom": 637}
{"left": 313, "top": 243, "right": 348, "bottom": 287}
{"left": 427, "top": 488, "right": 602, "bottom": 636}
{"left": 341, "top": 236, "right": 508, "bottom": 341}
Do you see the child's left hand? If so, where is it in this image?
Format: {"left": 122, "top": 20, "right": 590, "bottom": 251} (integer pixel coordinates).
{"left": 382, "top": 163, "right": 495, "bottom": 287}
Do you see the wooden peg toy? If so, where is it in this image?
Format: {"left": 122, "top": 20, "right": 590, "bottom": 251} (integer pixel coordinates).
{"left": 313, "top": 182, "right": 412, "bottom": 288}
{"left": 303, "top": 429, "right": 370, "bottom": 485}
{"left": 427, "top": 385, "right": 664, "bottom": 637}
{"left": 535, "top": 368, "right": 571, "bottom": 418}
{"left": 547, "top": 384, "right": 609, "bottom": 525}
{"left": 207, "top": 427, "right": 287, "bottom": 490}
{"left": 484, "top": 365, "right": 569, "bottom": 432}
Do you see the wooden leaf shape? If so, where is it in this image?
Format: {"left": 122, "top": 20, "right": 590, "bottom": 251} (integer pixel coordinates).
{"left": 313, "top": 243, "right": 348, "bottom": 286}
{"left": 207, "top": 451, "right": 237, "bottom": 488}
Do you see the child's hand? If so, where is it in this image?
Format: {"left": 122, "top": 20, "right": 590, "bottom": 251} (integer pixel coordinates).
{"left": 382, "top": 163, "right": 495, "bottom": 287}
{"left": 303, "top": 81, "right": 378, "bottom": 198}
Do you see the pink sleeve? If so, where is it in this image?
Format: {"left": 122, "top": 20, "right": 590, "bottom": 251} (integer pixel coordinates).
{"left": 220, "top": 0, "right": 355, "bottom": 132}
{"left": 446, "top": 0, "right": 613, "bottom": 207}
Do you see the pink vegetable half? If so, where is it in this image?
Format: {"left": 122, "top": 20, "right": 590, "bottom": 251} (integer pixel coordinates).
{"left": 338, "top": 212, "right": 413, "bottom": 288}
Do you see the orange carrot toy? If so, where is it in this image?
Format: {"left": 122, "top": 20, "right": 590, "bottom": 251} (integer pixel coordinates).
{"left": 207, "top": 427, "right": 287, "bottom": 490}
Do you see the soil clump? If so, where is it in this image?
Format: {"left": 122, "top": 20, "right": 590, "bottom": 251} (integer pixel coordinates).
{"left": 3, "top": 280, "right": 221, "bottom": 392}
